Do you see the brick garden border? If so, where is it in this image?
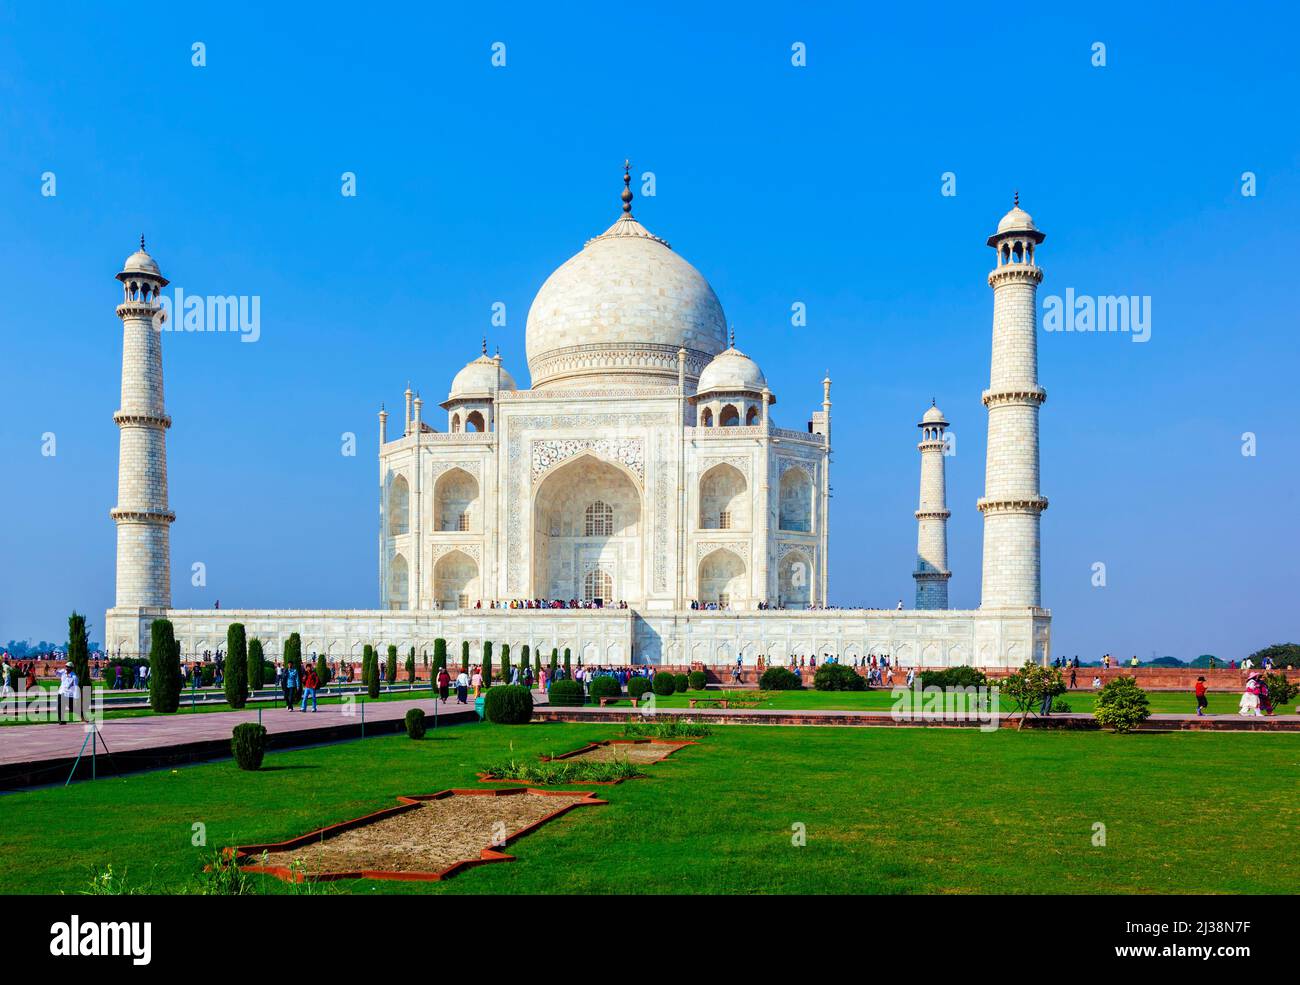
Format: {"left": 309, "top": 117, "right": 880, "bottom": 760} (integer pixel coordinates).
{"left": 228, "top": 787, "right": 607, "bottom": 883}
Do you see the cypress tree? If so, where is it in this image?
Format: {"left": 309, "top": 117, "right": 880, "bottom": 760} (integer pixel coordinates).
{"left": 248, "top": 637, "right": 264, "bottom": 691}
{"left": 434, "top": 638, "right": 447, "bottom": 672}
{"left": 148, "top": 618, "right": 180, "bottom": 713}
{"left": 67, "top": 612, "right": 90, "bottom": 697}
{"left": 315, "top": 653, "right": 329, "bottom": 685}
{"left": 225, "top": 623, "right": 248, "bottom": 709}
{"left": 386, "top": 644, "right": 398, "bottom": 683}
{"left": 564, "top": 648, "right": 571, "bottom": 676}
{"left": 284, "top": 633, "right": 303, "bottom": 675}
{"left": 550, "top": 648, "right": 558, "bottom": 678}
{"left": 482, "top": 641, "right": 493, "bottom": 685}
{"left": 535, "top": 651, "right": 542, "bottom": 679}
{"left": 405, "top": 647, "right": 416, "bottom": 683}
{"left": 364, "top": 644, "right": 380, "bottom": 698}
{"left": 500, "top": 644, "right": 511, "bottom": 683}
{"left": 521, "top": 645, "right": 531, "bottom": 679}
{"left": 462, "top": 640, "right": 470, "bottom": 672}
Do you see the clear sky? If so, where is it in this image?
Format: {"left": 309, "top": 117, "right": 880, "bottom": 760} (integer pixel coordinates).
{"left": 1, "top": 1, "right": 1296, "bottom": 659}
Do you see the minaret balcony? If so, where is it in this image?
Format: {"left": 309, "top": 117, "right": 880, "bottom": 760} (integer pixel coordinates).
{"left": 982, "top": 386, "right": 1046, "bottom": 409}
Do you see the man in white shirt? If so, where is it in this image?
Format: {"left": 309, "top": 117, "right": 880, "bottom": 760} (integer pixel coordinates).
{"left": 57, "top": 661, "right": 81, "bottom": 724}
{"left": 455, "top": 670, "right": 469, "bottom": 704}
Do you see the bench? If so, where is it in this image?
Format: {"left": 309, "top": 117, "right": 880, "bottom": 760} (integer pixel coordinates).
{"left": 598, "top": 696, "right": 640, "bottom": 707}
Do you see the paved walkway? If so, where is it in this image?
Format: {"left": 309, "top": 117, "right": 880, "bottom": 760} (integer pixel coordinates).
{"left": 0, "top": 694, "right": 481, "bottom": 786}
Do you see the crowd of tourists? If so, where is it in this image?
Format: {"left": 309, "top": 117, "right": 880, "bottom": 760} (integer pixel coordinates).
{"left": 474, "top": 599, "right": 630, "bottom": 610}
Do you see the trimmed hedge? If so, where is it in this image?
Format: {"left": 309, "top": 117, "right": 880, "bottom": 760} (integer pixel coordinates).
{"left": 588, "top": 676, "right": 621, "bottom": 701}
{"left": 548, "top": 679, "right": 584, "bottom": 706}
{"left": 687, "top": 670, "right": 707, "bottom": 691}
{"left": 920, "top": 666, "right": 989, "bottom": 690}
{"left": 628, "top": 677, "right": 652, "bottom": 700}
{"left": 652, "top": 671, "right": 676, "bottom": 696}
{"left": 405, "top": 708, "right": 427, "bottom": 739}
{"left": 813, "top": 663, "right": 867, "bottom": 692}
{"left": 673, "top": 673, "right": 688, "bottom": 693}
{"left": 760, "top": 666, "right": 802, "bottom": 690}
{"left": 484, "top": 684, "right": 534, "bottom": 724}
{"left": 231, "top": 723, "right": 267, "bottom": 771}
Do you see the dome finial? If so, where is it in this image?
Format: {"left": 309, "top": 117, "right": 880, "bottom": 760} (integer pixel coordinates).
{"left": 729, "top": 325, "right": 735, "bottom": 349}
{"left": 621, "top": 159, "right": 633, "bottom": 215}
{"left": 140, "top": 234, "right": 146, "bottom": 251}
{"left": 481, "top": 336, "right": 487, "bottom": 356}
{"left": 1013, "top": 189, "right": 1020, "bottom": 208}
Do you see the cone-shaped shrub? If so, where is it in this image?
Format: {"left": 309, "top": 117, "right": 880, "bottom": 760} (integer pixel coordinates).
{"left": 550, "top": 648, "right": 558, "bottom": 677}
{"left": 482, "top": 641, "right": 493, "bottom": 685}
{"left": 224, "top": 623, "right": 248, "bottom": 709}
{"left": 284, "top": 633, "right": 303, "bottom": 674}
{"left": 149, "top": 618, "right": 180, "bottom": 713}
{"left": 386, "top": 644, "right": 398, "bottom": 683}
{"left": 434, "top": 638, "right": 447, "bottom": 672}
{"left": 563, "top": 648, "right": 571, "bottom": 676}
{"left": 462, "top": 640, "right": 470, "bottom": 671}
{"left": 248, "top": 638, "right": 265, "bottom": 690}
{"left": 315, "top": 653, "right": 329, "bottom": 685}
{"left": 500, "top": 644, "right": 511, "bottom": 682}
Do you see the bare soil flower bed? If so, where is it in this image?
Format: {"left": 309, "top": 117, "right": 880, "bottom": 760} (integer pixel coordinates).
{"left": 546, "top": 739, "right": 693, "bottom": 765}
{"left": 232, "top": 788, "right": 604, "bottom": 881}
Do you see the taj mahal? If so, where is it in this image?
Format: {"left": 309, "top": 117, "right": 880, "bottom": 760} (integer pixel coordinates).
{"left": 104, "top": 168, "right": 1052, "bottom": 668}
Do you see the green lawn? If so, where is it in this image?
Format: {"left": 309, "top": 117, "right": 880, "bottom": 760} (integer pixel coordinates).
{"left": 0, "top": 720, "right": 1294, "bottom": 894}
{"left": 621, "top": 688, "right": 1293, "bottom": 715}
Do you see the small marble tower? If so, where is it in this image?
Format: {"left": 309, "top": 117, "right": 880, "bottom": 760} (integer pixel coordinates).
{"left": 978, "top": 196, "right": 1047, "bottom": 608}
{"left": 111, "top": 238, "right": 174, "bottom": 610}
{"left": 914, "top": 402, "right": 951, "bottom": 608}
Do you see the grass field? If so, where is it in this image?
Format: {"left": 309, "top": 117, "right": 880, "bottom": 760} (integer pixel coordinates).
{"left": 613, "top": 688, "right": 1296, "bottom": 715}
{"left": 0, "top": 720, "right": 1294, "bottom": 895}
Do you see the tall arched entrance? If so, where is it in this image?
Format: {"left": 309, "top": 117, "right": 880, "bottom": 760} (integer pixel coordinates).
{"left": 532, "top": 455, "right": 642, "bottom": 603}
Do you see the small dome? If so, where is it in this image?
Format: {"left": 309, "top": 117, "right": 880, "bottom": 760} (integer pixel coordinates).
{"left": 116, "top": 239, "right": 167, "bottom": 285}
{"left": 988, "top": 198, "right": 1045, "bottom": 246}
{"left": 696, "top": 345, "right": 767, "bottom": 396}
{"left": 921, "top": 403, "right": 947, "bottom": 425}
{"left": 449, "top": 354, "right": 516, "bottom": 399}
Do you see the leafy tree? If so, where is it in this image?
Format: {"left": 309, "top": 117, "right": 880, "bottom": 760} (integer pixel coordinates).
{"left": 224, "top": 623, "right": 248, "bottom": 709}
{"left": 1189, "top": 654, "right": 1219, "bottom": 669}
{"left": 1261, "top": 672, "right": 1299, "bottom": 712}
{"left": 1246, "top": 643, "right": 1300, "bottom": 669}
{"left": 1093, "top": 676, "right": 1151, "bottom": 732}
{"left": 1148, "top": 656, "right": 1185, "bottom": 667}
{"left": 148, "top": 618, "right": 181, "bottom": 713}
{"left": 247, "top": 638, "right": 265, "bottom": 690}
{"left": 998, "top": 661, "right": 1066, "bottom": 730}
{"left": 67, "top": 612, "right": 90, "bottom": 696}
{"left": 482, "top": 641, "right": 493, "bottom": 685}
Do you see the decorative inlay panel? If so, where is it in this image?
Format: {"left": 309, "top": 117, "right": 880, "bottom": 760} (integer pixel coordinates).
{"left": 530, "top": 437, "right": 644, "bottom": 485}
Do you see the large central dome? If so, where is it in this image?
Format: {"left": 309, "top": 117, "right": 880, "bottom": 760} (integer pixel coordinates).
{"left": 525, "top": 176, "right": 728, "bottom": 390}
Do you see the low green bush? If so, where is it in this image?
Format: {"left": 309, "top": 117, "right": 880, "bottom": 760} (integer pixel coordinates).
{"left": 652, "top": 671, "right": 676, "bottom": 696}
{"left": 813, "top": 663, "right": 867, "bottom": 692}
{"left": 673, "top": 673, "right": 688, "bottom": 693}
{"left": 1093, "top": 676, "right": 1150, "bottom": 733}
{"left": 548, "top": 679, "right": 584, "bottom": 706}
{"left": 484, "top": 684, "right": 534, "bottom": 724}
{"left": 628, "top": 677, "right": 652, "bottom": 700}
{"left": 920, "top": 666, "right": 989, "bottom": 690}
{"left": 760, "top": 666, "right": 801, "bottom": 690}
{"left": 230, "top": 723, "right": 267, "bottom": 771}
{"left": 405, "top": 708, "right": 427, "bottom": 739}
{"left": 1051, "top": 697, "right": 1072, "bottom": 713}
{"left": 479, "top": 756, "right": 644, "bottom": 785}
{"left": 588, "top": 676, "right": 621, "bottom": 701}
{"left": 621, "top": 717, "right": 712, "bottom": 738}
{"left": 687, "top": 670, "right": 708, "bottom": 691}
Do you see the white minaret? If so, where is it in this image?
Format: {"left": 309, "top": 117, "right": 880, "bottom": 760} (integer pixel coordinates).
{"left": 978, "top": 195, "right": 1047, "bottom": 608}
{"left": 914, "top": 402, "right": 951, "bottom": 609}
{"left": 111, "top": 237, "right": 174, "bottom": 611}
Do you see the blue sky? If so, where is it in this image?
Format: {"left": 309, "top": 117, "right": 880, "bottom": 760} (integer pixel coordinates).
{"left": 1, "top": 1, "right": 1296, "bottom": 659}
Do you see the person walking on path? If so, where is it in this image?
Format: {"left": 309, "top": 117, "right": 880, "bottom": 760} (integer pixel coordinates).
{"left": 1194, "top": 676, "right": 1209, "bottom": 716}
{"left": 1068, "top": 666, "right": 1077, "bottom": 689}
{"left": 284, "top": 663, "right": 300, "bottom": 711}
{"left": 300, "top": 665, "right": 319, "bottom": 713}
{"left": 455, "top": 668, "right": 469, "bottom": 704}
{"left": 437, "top": 666, "right": 451, "bottom": 702}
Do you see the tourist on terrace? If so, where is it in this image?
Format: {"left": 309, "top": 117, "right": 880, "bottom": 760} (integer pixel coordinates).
{"left": 1194, "top": 676, "right": 1208, "bottom": 716}
{"left": 455, "top": 668, "right": 469, "bottom": 704}
{"left": 300, "top": 664, "right": 319, "bottom": 713}
{"left": 437, "top": 665, "right": 451, "bottom": 702}
{"left": 284, "top": 662, "right": 300, "bottom": 711}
